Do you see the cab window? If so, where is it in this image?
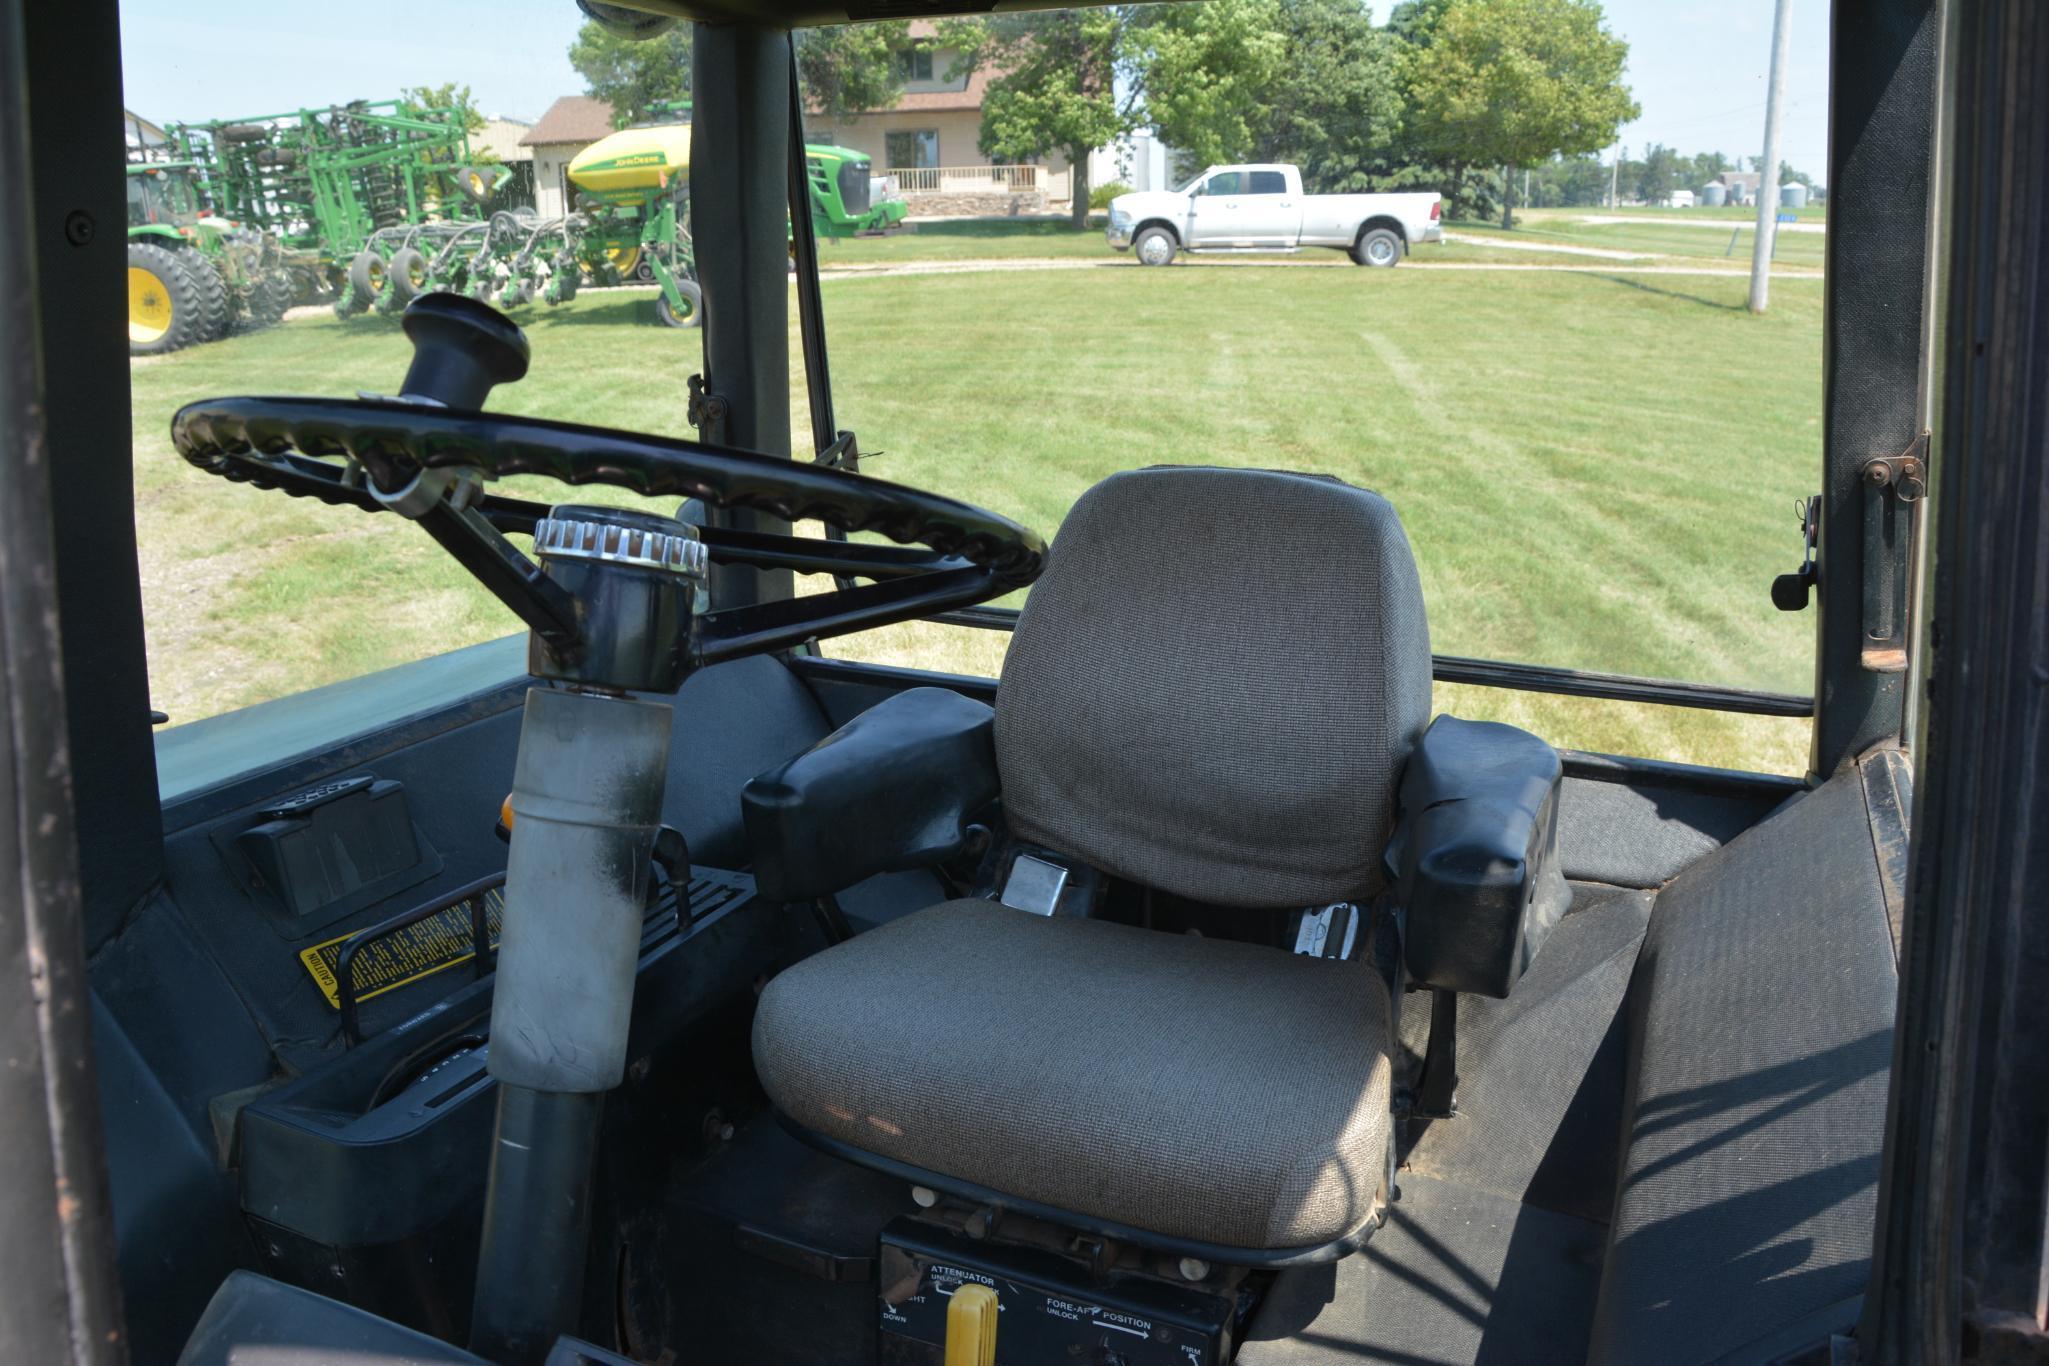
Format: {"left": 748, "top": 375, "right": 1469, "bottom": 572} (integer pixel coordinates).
{"left": 1247, "top": 170, "right": 1288, "bottom": 195}
{"left": 1198, "top": 171, "right": 1241, "bottom": 196}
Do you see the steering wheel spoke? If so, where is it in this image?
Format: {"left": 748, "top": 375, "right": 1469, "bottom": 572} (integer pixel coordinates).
{"left": 695, "top": 566, "right": 998, "bottom": 668}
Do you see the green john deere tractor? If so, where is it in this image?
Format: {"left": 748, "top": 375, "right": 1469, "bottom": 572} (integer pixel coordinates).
{"left": 125, "top": 162, "right": 293, "bottom": 355}
{"left": 804, "top": 142, "right": 909, "bottom": 239}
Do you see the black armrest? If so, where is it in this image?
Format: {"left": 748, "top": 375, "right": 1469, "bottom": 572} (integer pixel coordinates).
{"left": 1385, "top": 715, "right": 1571, "bottom": 999}
{"left": 742, "top": 687, "right": 998, "bottom": 903}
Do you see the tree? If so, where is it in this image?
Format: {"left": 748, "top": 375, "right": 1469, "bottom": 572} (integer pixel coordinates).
{"left": 1526, "top": 151, "right": 1608, "bottom": 207}
{"left": 402, "top": 83, "right": 485, "bottom": 135}
{"left": 946, "top": 10, "right": 1135, "bottom": 228}
{"left": 1387, "top": 0, "right": 1454, "bottom": 44}
{"left": 1402, "top": 0, "right": 1639, "bottom": 229}
{"left": 1127, "top": 0, "right": 1287, "bottom": 169}
{"left": 1635, "top": 141, "right": 1676, "bottom": 203}
{"left": 568, "top": 20, "right": 692, "bottom": 125}
{"left": 401, "top": 83, "right": 489, "bottom": 205}
{"left": 1681, "top": 148, "right": 1729, "bottom": 191}
{"left": 796, "top": 23, "right": 911, "bottom": 126}
{"left": 1240, "top": 0, "right": 1404, "bottom": 193}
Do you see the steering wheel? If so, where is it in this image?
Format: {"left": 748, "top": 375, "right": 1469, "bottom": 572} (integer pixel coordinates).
{"left": 170, "top": 294, "right": 1045, "bottom": 689}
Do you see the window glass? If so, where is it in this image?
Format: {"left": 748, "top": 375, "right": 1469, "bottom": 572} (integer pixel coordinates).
{"left": 885, "top": 129, "right": 940, "bottom": 170}
{"left": 799, "top": 2, "right": 1831, "bottom": 775}
{"left": 1248, "top": 169, "right": 1288, "bottom": 194}
{"left": 120, "top": 0, "right": 1832, "bottom": 778}
{"left": 897, "top": 46, "right": 935, "bottom": 82}
{"left": 123, "top": 0, "right": 707, "bottom": 726}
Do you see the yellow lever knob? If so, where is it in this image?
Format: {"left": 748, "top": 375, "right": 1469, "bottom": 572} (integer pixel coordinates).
{"left": 944, "top": 1282, "right": 999, "bottom": 1366}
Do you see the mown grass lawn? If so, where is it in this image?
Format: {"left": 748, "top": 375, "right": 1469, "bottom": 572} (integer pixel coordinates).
{"left": 1483, "top": 209, "right": 1828, "bottom": 269}
{"left": 132, "top": 258, "right": 1822, "bottom": 773}
{"left": 818, "top": 216, "right": 1612, "bottom": 268}
{"left": 1526, "top": 202, "right": 1828, "bottom": 223}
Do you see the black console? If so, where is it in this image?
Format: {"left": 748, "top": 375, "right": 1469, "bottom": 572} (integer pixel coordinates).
{"left": 232, "top": 866, "right": 776, "bottom": 1340}
{"left": 878, "top": 1219, "right": 1243, "bottom": 1366}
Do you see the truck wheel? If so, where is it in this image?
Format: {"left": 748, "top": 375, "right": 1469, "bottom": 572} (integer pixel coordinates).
{"left": 1353, "top": 228, "right": 1403, "bottom": 267}
{"left": 387, "top": 247, "right": 431, "bottom": 303}
{"left": 1134, "top": 226, "right": 1177, "bottom": 267}
{"left": 655, "top": 279, "right": 703, "bottom": 329}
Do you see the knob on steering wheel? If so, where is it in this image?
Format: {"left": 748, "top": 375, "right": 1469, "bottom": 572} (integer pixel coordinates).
{"left": 171, "top": 293, "right": 1045, "bottom": 690}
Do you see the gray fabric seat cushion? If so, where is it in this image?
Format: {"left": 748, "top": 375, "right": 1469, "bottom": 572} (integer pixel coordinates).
{"left": 753, "top": 900, "right": 1393, "bottom": 1250}
{"left": 996, "top": 467, "right": 1432, "bottom": 909}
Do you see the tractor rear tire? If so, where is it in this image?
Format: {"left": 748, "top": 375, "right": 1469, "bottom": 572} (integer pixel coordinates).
{"left": 241, "top": 273, "right": 292, "bottom": 331}
{"left": 181, "top": 250, "right": 232, "bottom": 343}
{"left": 129, "top": 242, "right": 203, "bottom": 354}
{"left": 654, "top": 279, "right": 703, "bottom": 329}
{"left": 387, "top": 247, "right": 431, "bottom": 303}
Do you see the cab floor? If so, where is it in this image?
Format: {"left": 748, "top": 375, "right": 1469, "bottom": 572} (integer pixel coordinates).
{"left": 1239, "top": 1176, "right": 1605, "bottom": 1365}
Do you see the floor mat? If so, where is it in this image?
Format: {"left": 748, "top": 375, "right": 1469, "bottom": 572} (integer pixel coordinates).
{"left": 1237, "top": 1176, "right": 1605, "bottom": 1366}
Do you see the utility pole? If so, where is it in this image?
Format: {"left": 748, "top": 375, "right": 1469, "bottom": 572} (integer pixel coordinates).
{"left": 1609, "top": 144, "right": 1623, "bottom": 208}
{"left": 1748, "top": 0, "right": 1794, "bottom": 313}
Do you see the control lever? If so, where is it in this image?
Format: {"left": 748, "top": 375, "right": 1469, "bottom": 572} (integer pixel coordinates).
{"left": 397, "top": 291, "right": 530, "bottom": 410}
{"left": 1771, "top": 494, "right": 1821, "bottom": 612}
{"left": 356, "top": 298, "right": 581, "bottom": 651}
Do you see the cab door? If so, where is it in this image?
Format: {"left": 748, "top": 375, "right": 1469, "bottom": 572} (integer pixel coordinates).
{"left": 1234, "top": 169, "right": 1301, "bottom": 245}
{"left": 1187, "top": 170, "right": 1255, "bottom": 246}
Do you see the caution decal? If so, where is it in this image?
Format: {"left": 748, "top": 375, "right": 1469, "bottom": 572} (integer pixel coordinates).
{"left": 298, "top": 887, "right": 506, "bottom": 1010}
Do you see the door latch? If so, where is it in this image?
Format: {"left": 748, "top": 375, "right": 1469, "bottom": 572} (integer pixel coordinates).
{"left": 686, "top": 372, "right": 727, "bottom": 442}
{"left": 1859, "top": 435, "right": 1927, "bottom": 672}
{"left": 1771, "top": 494, "right": 1822, "bottom": 611}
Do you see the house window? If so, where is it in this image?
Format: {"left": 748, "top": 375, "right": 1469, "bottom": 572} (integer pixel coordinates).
{"left": 886, "top": 130, "right": 939, "bottom": 170}
{"left": 895, "top": 46, "right": 933, "bottom": 81}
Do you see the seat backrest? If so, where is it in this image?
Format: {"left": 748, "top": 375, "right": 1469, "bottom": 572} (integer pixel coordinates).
{"left": 995, "top": 466, "right": 1431, "bottom": 909}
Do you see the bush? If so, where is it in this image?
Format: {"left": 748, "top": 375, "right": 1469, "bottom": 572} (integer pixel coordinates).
{"left": 1089, "top": 181, "right": 1132, "bottom": 210}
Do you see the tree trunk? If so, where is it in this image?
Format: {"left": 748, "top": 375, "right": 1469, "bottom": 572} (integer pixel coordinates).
{"left": 1501, "top": 164, "right": 1514, "bottom": 230}
{"left": 1070, "top": 147, "right": 1090, "bottom": 229}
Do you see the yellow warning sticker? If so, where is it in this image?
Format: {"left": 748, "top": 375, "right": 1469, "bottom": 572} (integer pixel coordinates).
{"left": 298, "top": 887, "right": 506, "bottom": 1010}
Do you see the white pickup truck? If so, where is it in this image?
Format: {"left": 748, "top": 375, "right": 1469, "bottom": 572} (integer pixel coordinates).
{"left": 1105, "top": 163, "right": 1443, "bottom": 267}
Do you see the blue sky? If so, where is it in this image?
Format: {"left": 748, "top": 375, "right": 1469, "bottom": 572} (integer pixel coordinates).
{"left": 118, "top": 0, "right": 1831, "bottom": 181}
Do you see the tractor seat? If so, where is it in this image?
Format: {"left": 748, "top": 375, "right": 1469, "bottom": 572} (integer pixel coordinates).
{"left": 749, "top": 467, "right": 1433, "bottom": 1257}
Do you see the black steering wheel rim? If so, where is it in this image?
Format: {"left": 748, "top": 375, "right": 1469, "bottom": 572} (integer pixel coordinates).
{"left": 172, "top": 394, "right": 1045, "bottom": 588}
{"left": 170, "top": 391, "right": 1045, "bottom": 674}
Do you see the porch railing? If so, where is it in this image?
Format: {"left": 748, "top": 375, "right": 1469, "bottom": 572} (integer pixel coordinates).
{"left": 889, "top": 164, "right": 1046, "bottom": 194}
